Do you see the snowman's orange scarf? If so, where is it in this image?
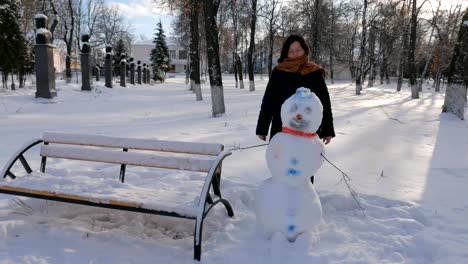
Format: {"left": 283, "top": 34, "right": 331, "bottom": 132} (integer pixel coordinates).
{"left": 282, "top": 126, "right": 317, "bottom": 138}
{"left": 276, "top": 55, "right": 326, "bottom": 77}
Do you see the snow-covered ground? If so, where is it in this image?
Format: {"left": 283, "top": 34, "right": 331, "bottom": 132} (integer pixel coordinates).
{"left": 0, "top": 75, "right": 467, "bottom": 263}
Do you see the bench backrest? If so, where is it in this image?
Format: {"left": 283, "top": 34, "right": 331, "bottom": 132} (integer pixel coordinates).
{"left": 40, "top": 132, "right": 224, "bottom": 173}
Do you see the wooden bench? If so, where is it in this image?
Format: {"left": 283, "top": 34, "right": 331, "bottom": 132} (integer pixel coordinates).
{"left": 0, "top": 132, "right": 234, "bottom": 261}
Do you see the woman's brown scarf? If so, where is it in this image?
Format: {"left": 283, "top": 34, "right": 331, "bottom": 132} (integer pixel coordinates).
{"left": 276, "top": 55, "right": 326, "bottom": 77}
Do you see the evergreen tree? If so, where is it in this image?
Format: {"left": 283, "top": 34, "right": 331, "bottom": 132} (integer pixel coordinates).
{"left": 113, "top": 39, "right": 127, "bottom": 76}
{"left": 0, "top": 0, "right": 28, "bottom": 89}
{"left": 150, "top": 20, "right": 171, "bottom": 83}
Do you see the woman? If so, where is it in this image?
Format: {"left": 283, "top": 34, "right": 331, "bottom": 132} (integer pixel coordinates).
{"left": 256, "top": 35, "right": 335, "bottom": 145}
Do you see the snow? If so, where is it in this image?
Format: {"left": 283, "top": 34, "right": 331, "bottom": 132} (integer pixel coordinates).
{"left": 42, "top": 132, "right": 223, "bottom": 155}
{"left": 0, "top": 75, "right": 468, "bottom": 263}
{"left": 34, "top": 14, "right": 47, "bottom": 19}
{"left": 36, "top": 28, "right": 50, "bottom": 35}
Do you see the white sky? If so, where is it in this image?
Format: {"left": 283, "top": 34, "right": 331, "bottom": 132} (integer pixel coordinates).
{"left": 105, "top": 0, "right": 175, "bottom": 40}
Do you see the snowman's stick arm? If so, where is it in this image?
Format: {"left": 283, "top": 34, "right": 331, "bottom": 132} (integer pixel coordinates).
{"left": 228, "top": 143, "right": 269, "bottom": 151}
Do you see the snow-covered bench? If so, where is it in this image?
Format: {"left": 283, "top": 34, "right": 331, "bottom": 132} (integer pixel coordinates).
{"left": 0, "top": 132, "right": 234, "bottom": 261}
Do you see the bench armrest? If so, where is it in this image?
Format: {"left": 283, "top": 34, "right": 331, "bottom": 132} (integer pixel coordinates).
{"left": 194, "top": 150, "right": 232, "bottom": 244}
{"left": 1, "top": 139, "right": 43, "bottom": 179}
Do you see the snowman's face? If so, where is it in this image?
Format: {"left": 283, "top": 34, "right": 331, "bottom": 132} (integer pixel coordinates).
{"left": 287, "top": 103, "right": 313, "bottom": 130}
{"left": 281, "top": 90, "right": 323, "bottom": 133}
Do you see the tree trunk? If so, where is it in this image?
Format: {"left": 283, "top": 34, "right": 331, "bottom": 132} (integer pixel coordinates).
{"left": 64, "top": 0, "right": 74, "bottom": 83}
{"left": 248, "top": 0, "right": 257, "bottom": 92}
{"left": 66, "top": 55, "right": 72, "bottom": 83}
{"left": 355, "top": 0, "right": 367, "bottom": 95}
{"left": 190, "top": 0, "right": 203, "bottom": 101}
{"left": 232, "top": 3, "right": 239, "bottom": 88}
{"left": 190, "top": 0, "right": 202, "bottom": 101}
{"left": 367, "top": 26, "right": 376, "bottom": 87}
{"left": 10, "top": 73, "right": 15, "bottom": 90}
{"left": 397, "top": 1, "right": 410, "bottom": 92}
{"left": 418, "top": 17, "right": 437, "bottom": 91}
{"left": 267, "top": 31, "right": 274, "bottom": 77}
{"left": 442, "top": 8, "right": 468, "bottom": 120}
{"left": 380, "top": 44, "right": 385, "bottom": 85}
{"left": 312, "top": 0, "right": 322, "bottom": 64}
{"left": 2, "top": 72, "right": 6, "bottom": 89}
{"left": 236, "top": 53, "right": 244, "bottom": 89}
{"left": 329, "top": 0, "right": 335, "bottom": 84}
{"left": 408, "top": 0, "right": 419, "bottom": 99}
{"left": 19, "top": 73, "right": 25, "bottom": 88}
{"left": 435, "top": 70, "right": 441, "bottom": 92}
{"left": 233, "top": 55, "right": 238, "bottom": 88}
{"left": 203, "top": 0, "right": 225, "bottom": 116}
{"left": 48, "top": 0, "right": 59, "bottom": 43}
{"left": 349, "top": 30, "right": 357, "bottom": 82}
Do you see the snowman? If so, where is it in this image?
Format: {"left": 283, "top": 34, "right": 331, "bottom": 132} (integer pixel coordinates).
{"left": 256, "top": 87, "right": 324, "bottom": 242}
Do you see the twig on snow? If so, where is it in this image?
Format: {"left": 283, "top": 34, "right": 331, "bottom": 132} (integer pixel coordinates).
{"left": 321, "top": 153, "right": 366, "bottom": 214}
{"left": 12, "top": 198, "right": 35, "bottom": 216}
{"left": 380, "top": 105, "right": 405, "bottom": 124}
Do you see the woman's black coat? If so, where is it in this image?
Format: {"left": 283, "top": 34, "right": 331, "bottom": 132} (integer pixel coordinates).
{"left": 256, "top": 68, "right": 335, "bottom": 140}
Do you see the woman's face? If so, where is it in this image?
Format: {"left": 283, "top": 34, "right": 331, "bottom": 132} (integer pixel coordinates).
{"left": 288, "top": 41, "right": 305, "bottom": 59}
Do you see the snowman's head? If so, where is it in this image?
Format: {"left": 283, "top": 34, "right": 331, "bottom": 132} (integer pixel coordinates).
{"left": 281, "top": 87, "right": 323, "bottom": 133}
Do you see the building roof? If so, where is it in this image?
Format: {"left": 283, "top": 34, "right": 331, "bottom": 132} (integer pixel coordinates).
{"left": 133, "top": 37, "right": 179, "bottom": 46}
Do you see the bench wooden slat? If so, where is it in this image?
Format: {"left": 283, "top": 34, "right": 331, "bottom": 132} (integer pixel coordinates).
{"left": 0, "top": 185, "right": 143, "bottom": 208}
{"left": 43, "top": 132, "right": 223, "bottom": 156}
{"left": 41, "top": 145, "right": 214, "bottom": 172}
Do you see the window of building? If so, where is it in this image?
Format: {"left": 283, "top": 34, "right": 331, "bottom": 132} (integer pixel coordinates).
{"left": 169, "top": 50, "right": 176, "bottom": 59}
{"left": 179, "top": 50, "right": 187, "bottom": 60}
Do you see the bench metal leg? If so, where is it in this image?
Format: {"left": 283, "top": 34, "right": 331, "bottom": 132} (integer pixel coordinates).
{"left": 219, "top": 198, "right": 234, "bottom": 217}
{"left": 194, "top": 219, "right": 203, "bottom": 261}
{"left": 119, "top": 148, "right": 128, "bottom": 182}
{"left": 19, "top": 155, "right": 33, "bottom": 174}
{"left": 206, "top": 192, "right": 213, "bottom": 204}
{"left": 40, "top": 157, "right": 47, "bottom": 173}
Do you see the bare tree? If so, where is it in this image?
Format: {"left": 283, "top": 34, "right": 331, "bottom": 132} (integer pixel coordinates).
{"left": 96, "top": 5, "right": 133, "bottom": 47}
{"left": 260, "top": 0, "right": 281, "bottom": 76}
{"left": 396, "top": 0, "right": 411, "bottom": 92}
{"left": 54, "top": 0, "right": 75, "bottom": 83}
{"left": 355, "top": 0, "right": 368, "bottom": 95}
{"left": 418, "top": 0, "right": 441, "bottom": 91}
{"left": 230, "top": 0, "right": 241, "bottom": 88}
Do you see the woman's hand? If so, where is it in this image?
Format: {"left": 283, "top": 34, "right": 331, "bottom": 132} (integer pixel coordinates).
{"left": 258, "top": 135, "right": 267, "bottom": 141}
{"left": 322, "top": 136, "right": 332, "bottom": 145}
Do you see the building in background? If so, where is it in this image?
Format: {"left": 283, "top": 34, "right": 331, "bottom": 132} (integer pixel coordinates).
{"left": 132, "top": 37, "right": 187, "bottom": 73}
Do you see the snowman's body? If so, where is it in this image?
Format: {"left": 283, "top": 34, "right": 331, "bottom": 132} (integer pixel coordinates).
{"left": 256, "top": 87, "right": 325, "bottom": 242}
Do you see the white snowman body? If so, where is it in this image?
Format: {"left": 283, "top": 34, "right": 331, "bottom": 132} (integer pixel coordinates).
{"left": 256, "top": 87, "right": 325, "bottom": 242}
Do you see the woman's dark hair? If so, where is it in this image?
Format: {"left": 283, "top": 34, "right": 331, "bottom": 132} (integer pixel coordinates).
{"left": 278, "top": 35, "right": 310, "bottom": 63}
